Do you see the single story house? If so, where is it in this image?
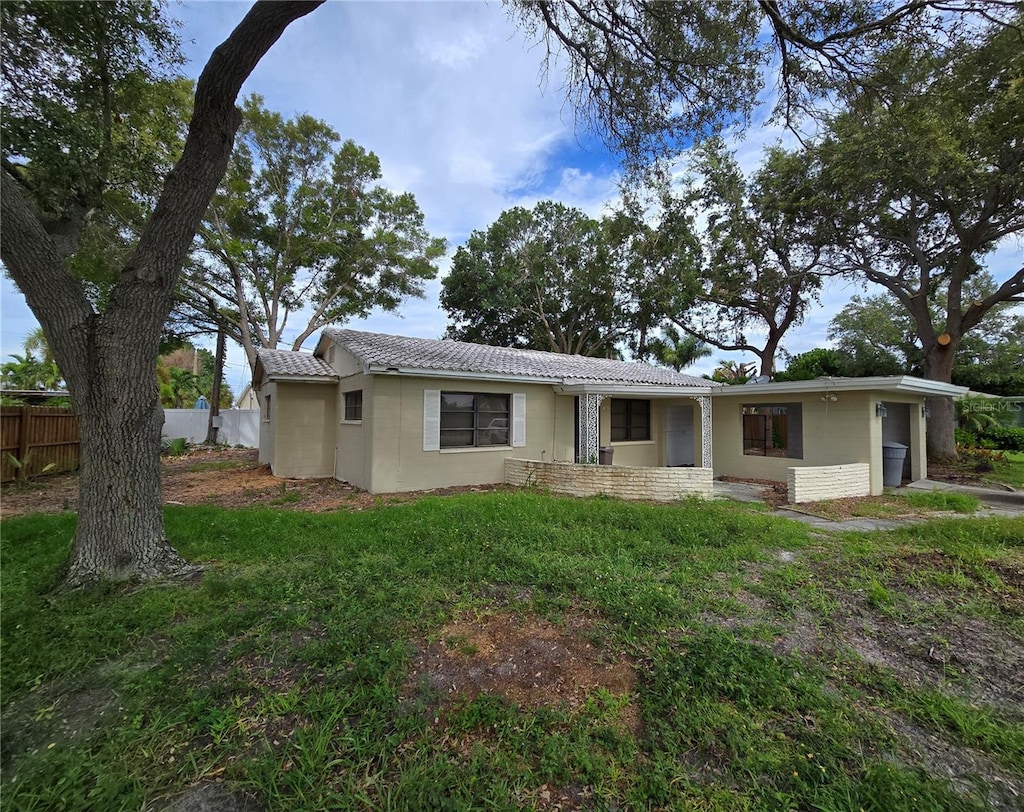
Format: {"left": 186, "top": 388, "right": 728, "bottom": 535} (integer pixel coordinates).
{"left": 254, "top": 330, "right": 967, "bottom": 503}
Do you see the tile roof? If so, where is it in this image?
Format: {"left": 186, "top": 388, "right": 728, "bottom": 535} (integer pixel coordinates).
{"left": 323, "top": 329, "right": 714, "bottom": 388}
{"left": 256, "top": 348, "right": 337, "bottom": 380}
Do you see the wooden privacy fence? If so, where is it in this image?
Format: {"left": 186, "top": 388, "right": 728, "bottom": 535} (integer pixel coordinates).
{"left": 1, "top": 405, "right": 80, "bottom": 482}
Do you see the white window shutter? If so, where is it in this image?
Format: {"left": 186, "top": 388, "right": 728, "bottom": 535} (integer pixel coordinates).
{"left": 423, "top": 390, "right": 441, "bottom": 451}
{"left": 512, "top": 393, "right": 527, "bottom": 447}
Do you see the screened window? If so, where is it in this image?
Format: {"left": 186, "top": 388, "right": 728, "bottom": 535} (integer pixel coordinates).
{"left": 263, "top": 394, "right": 271, "bottom": 423}
{"left": 742, "top": 404, "right": 803, "bottom": 459}
{"left": 610, "top": 399, "right": 651, "bottom": 442}
{"left": 440, "top": 392, "right": 510, "bottom": 448}
{"left": 344, "top": 390, "right": 363, "bottom": 421}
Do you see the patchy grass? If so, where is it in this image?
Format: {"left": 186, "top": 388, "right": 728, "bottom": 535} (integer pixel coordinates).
{"left": 2, "top": 493, "right": 1022, "bottom": 811}
{"left": 183, "top": 460, "right": 251, "bottom": 473}
{"left": 793, "top": 490, "right": 979, "bottom": 521}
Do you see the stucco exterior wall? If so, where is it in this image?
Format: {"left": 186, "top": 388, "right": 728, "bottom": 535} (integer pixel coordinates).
{"left": 787, "top": 464, "right": 871, "bottom": 503}
{"left": 257, "top": 382, "right": 276, "bottom": 465}
{"left": 270, "top": 381, "right": 336, "bottom": 478}
{"left": 367, "top": 375, "right": 577, "bottom": 493}
{"left": 713, "top": 391, "right": 883, "bottom": 493}
{"left": 334, "top": 373, "right": 373, "bottom": 489}
{"left": 713, "top": 389, "right": 928, "bottom": 496}
{"left": 505, "top": 458, "right": 713, "bottom": 500}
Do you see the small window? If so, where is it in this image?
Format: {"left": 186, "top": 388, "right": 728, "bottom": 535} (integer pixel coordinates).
{"left": 344, "top": 390, "right": 363, "bottom": 421}
{"left": 610, "top": 399, "right": 650, "bottom": 442}
{"left": 440, "top": 392, "right": 510, "bottom": 448}
{"left": 742, "top": 403, "right": 803, "bottom": 459}
{"left": 263, "top": 394, "right": 272, "bottom": 422}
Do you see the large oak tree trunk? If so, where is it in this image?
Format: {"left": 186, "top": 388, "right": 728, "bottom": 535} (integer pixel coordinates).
{"left": 63, "top": 315, "right": 192, "bottom": 586}
{"left": 1, "top": 1, "right": 324, "bottom": 589}
{"left": 68, "top": 397, "right": 190, "bottom": 585}
{"left": 922, "top": 340, "right": 958, "bottom": 462}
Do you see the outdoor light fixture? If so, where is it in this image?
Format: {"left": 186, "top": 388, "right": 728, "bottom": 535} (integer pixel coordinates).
{"left": 876, "top": 403, "right": 888, "bottom": 418}
{"left": 922, "top": 405, "right": 931, "bottom": 418}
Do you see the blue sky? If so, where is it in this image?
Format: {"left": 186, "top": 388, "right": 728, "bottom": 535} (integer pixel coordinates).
{"left": 1, "top": 1, "right": 1019, "bottom": 398}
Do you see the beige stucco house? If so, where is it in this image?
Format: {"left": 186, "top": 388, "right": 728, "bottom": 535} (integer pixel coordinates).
{"left": 254, "top": 330, "right": 967, "bottom": 503}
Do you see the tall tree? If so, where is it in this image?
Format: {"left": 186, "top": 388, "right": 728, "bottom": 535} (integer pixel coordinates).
{"left": 441, "top": 201, "right": 663, "bottom": 356}
{"left": 512, "top": 1, "right": 1013, "bottom": 169}
{"left": 1, "top": 0, "right": 324, "bottom": 587}
{"left": 828, "top": 295, "right": 920, "bottom": 377}
{"left": 648, "top": 141, "right": 824, "bottom": 376}
{"left": 830, "top": 290, "right": 1024, "bottom": 395}
{"left": 178, "top": 97, "right": 445, "bottom": 377}
{"left": 806, "top": 21, "right": 1024, "bottom": 457}
{"left": 773, "top": 347, "right": 858, "bottom": 382}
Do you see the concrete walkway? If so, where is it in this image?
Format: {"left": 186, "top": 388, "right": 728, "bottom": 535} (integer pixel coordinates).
{"left": 904, "top": 478, "right": 1024, "bottom": 508}
{"left": 712, "top": 480, "right": 767, "bottom": 503}
{"left": 713, "top": 477, "right": 1023, "bottom": 533}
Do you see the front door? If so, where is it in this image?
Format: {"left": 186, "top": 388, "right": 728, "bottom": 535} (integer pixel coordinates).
{"left": 666, "top": 405, "right": 694, "bottom": 466}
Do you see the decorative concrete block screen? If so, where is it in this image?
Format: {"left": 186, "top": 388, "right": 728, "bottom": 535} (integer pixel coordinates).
{"left": 787, "top": 463, "right": 870, "bottom": 504}
{"left": 505, "top": 458, "right": 713, "bottom": 501}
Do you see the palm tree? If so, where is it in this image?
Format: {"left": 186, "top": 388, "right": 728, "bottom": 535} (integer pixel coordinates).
{"left": 0, "top": 328, "right": 64, "bottom": 390}
{"left": 645, "top": 325, "right": 713, "bottom": 371}
{"left": 712, "top": 360, "right": 756, "bottom": 384}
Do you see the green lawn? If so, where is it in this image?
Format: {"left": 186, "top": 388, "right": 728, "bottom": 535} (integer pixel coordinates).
{"left": 987, "top": 451, "right": 1024, "bottom": 490}
{"left": 2, "top": 493, "right": 1022, "bottom": 810}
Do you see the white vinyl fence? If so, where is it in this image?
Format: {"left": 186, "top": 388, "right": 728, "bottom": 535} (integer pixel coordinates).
{"left": 162, "top": 408, "right": 260, "bottom": 448}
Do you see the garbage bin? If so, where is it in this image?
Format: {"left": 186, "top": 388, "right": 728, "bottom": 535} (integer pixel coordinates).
{"left": 599, "top": 446, "right": 614, "bottom": 465}
{"left": 881, "top": 442, "right": 908, "bottom": 487}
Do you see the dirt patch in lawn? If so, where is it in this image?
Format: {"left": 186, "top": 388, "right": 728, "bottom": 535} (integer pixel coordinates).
{"left": 403, "top": 607, "right": 638, "bottom": 734}
{"left": 882, "top": 712, "right": 1024, "bottom": 812}
{"left": 716, "top": 551, "right": 1024, "bottom": 714}
{"left": 0, "top": 447, "right": 506, "bottom": 518}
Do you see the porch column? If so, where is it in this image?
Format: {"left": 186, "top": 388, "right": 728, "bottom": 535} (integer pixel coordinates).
{"left": 697, "top": 395, "right": 713, "bottom": 469}
{"left": 577, "top": 394, "right": 604, "bottom": 464}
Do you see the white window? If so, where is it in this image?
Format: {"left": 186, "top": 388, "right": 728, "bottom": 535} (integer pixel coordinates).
{"left": 440, "top": 392, "right": 510, "bottom": 448}
{"left": 423, "top": 390, "right": 526, "bottom": 451}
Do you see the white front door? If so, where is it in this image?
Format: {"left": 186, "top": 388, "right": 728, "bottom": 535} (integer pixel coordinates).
{"left": 666, "top": 405, "right": 694, "bottom": 466}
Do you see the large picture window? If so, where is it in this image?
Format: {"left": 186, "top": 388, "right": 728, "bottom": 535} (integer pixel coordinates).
{"left": 610, "top": 399, "right": 651, "bottom": 442}
{"left": 440, "top": 392, "right": 510, "bottom": 448}
{"left": 742, "top": 404, "right": 803, "bottom": 458}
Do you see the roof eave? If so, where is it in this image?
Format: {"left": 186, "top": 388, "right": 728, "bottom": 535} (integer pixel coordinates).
{"left": 364, "top": 364, "right": 562, "bottom": 386}
{"left": 711, "top": 376, "right": 969, "bottom": 398}
{"left": 266, "top": 374, "right": 339, "bottom": 384}
{"left": 553, "top": 383, "right": 717, "bottom": 396}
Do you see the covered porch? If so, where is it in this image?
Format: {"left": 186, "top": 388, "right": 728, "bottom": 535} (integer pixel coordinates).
{"left": 503, "top": 385, "right": 717, "bottom": 502}
{"left": 561, "top": 388, "right": 714, "bottom": 470}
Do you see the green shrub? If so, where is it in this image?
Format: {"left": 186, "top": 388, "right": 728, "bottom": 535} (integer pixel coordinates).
{"left": 955, "top": 428, "right": 977, "bottom": 448}
{"left": 162, "top": 437, "right": 188, "bottom": 456}
{"left": 978, "top": 425, "right": 1024, "bottom": 451}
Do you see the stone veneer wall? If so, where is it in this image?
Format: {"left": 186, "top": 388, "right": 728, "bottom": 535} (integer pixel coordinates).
{"left": 505, "top": 458, "right": 713, "bottom": 501}
{"left": 787, "top": 463, "right": 871, "bottom": 504}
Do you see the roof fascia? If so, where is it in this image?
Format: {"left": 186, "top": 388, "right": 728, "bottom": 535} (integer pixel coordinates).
{"left": 553, "top": 383, "right": 717, "bottom": 397}
{"left": 711, "top": 376, "right": 969, "bottom": 398}
{"left": 364, "top": 364, "right": 716, "bottom": 393}
{"left": 267, "top": 375, "right": 339, "bottom": 384}
{"left": 363, "top": 364, "right": 560, "bottom": 386}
